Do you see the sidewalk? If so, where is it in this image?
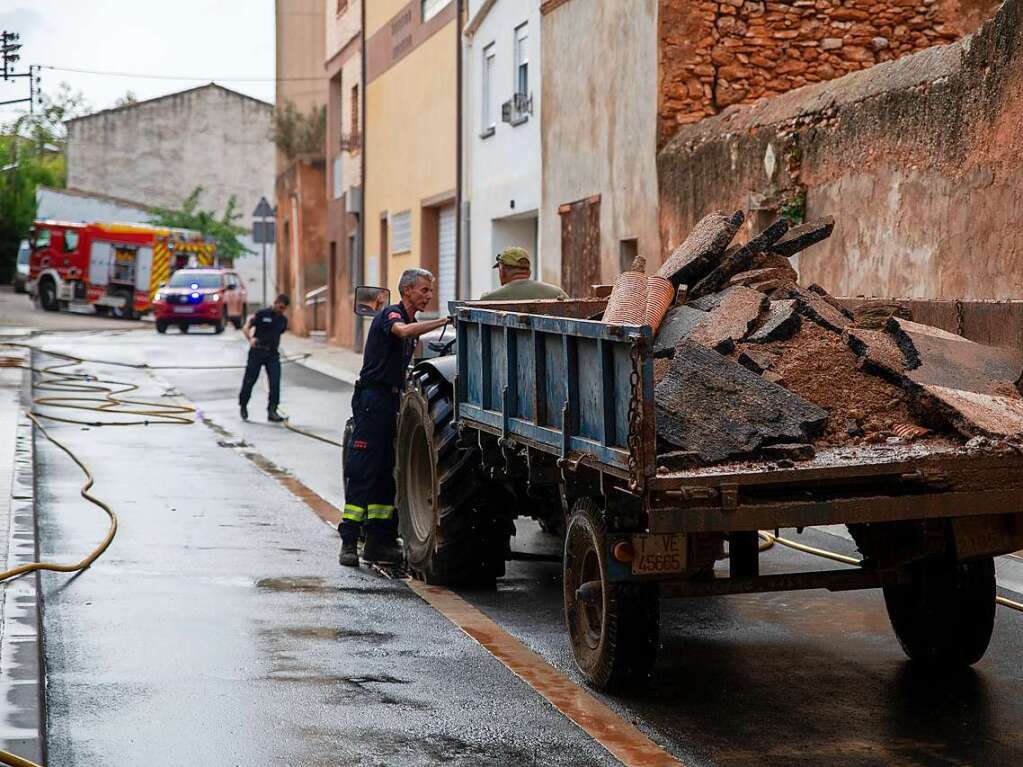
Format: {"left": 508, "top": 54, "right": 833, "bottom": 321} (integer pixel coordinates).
{"left": 282, "top": 332, "right": 363, "bottom": 385}
{"left": 0, "top": 349, "right": 43, "bottom": 764}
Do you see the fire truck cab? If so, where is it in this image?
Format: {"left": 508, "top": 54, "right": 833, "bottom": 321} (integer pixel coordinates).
{"left": 28, "top": 220, "right": 215, "bottom": 318}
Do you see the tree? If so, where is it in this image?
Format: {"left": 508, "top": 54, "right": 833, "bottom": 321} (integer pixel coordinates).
{"left": 113, "top": 90, "right": 138, "bottom": 108}
{"left": 149, "top": 187, "right": 253, "bottom": 265}
{"left": 0, "top": 83, "right": 89, "bottom": 282}
{"left": 270, "top": 101, "right": 326, "bottom": 160}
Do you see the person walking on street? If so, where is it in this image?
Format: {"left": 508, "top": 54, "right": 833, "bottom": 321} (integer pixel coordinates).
{"left": 239, "top": 293, "right": 290, "bottom": 423}
{"left": 479, "top": 247, "right": 568, "bottom": 301}
{"left": 340, "top": 268, "right": 449, "bottom": 567}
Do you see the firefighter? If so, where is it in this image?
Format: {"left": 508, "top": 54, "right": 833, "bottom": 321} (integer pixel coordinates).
{"left": 239, "top": 293, "right": 290, "bottom": 422}
{"left": 339, "top": 268, "right": 449, "bottom": 567}
{"left": 479, "top": 246, "right": 568, "bottom": 301}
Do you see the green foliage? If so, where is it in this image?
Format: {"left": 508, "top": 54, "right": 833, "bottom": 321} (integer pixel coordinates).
{"left": 113, "top": 90, "right": 138, "bottom": 108}
{"left": 270, "top": 101, "right": 326, "bottom": 160}
{"left": 779, "top": 189, "right": 806, "bottom": 227}
{"left": 149, "top": 186, "right": 254, "bottom": 265}
{"left": 0, "top": 82, "right": 89, "bottom": 282}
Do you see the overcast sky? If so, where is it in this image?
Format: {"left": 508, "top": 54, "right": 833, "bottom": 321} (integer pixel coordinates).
{"left": 0, "top": 1, "right": 278, "bottom": 125}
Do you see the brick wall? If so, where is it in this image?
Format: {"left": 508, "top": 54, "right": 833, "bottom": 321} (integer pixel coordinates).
{"left": 658, "top": 0, "right": 1023, "bottom": 301}
{"left": 658, "top": 0, "right": 999, "bottom": 143}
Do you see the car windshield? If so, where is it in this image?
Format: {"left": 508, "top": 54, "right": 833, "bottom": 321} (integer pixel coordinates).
{"left": 168, "top": 272, "right": 221, "bottom": 289}
{"left": 17, "top": 244, "right": 29, "bottom": 265}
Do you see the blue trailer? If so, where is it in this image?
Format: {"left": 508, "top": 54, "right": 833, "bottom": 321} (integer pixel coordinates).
{"left": 393, "top": 297, "right": 1023, "bottom": 692}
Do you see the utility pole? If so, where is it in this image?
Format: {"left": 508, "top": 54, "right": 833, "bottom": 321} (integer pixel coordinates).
{"left": 0, "top": 31, "right": 33, "bottom": 110}
{"left": 252, "top": 197, "right": 275, "bottom": 309}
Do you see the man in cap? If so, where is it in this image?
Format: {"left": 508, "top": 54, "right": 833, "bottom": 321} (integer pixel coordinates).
{"left": 479, "top": 247, "right": 568, "bottom": 301}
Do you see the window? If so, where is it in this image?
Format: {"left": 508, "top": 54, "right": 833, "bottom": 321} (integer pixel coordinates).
{"left": 481, "top": 43, "right": 496, "bottom": 137}
{"left": 64, "top": 230, "right": 80, "bottom": 252}
{"left": 512, "top": 23, "right": 530, "bottom": 123}
{"left": 33, "top": 228, "right": 51, "bottom": 249}
{"left": 333, "top": 154, "right": 343, "bottom": 199}
{"left": 391, "top": 210, "right": 412, "bottom": 254}
{"left": 422, "top": 0, "right": 452, "bottom": 22}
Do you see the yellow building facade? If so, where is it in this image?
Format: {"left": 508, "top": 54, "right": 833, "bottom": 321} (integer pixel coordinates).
{"left": 364, "top": 0, "right": 460, "bottom": 313}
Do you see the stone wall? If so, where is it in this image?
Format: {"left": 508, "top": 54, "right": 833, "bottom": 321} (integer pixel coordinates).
{"left": 658, "top": 0, "right": 1000, "bottom": 143}
{"left": 658, "top": 0, "right": 1023, "bottom": 301}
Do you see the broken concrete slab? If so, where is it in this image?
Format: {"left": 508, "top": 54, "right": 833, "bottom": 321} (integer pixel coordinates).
{"left": 888, "top": 317, "right": 1023, "bottom": 397}
{"left": 688, "top": 286, "right": 768, "bottom": 352}
{"left": 845, "top": 326, "right": 909, "bottom": 376}
{"left": 778, "top": 285, "right": 851, "bottom": 333}
{"left": 807, "top": 284, "right": 854, "bottom": 316}
{"left": 738, "top": 347, "right": 781, "bottom": 374}
{"left": 652, "top": 304, "right": 708, "bottom": 355}
{"left": 767, "top": 216, "right": 835, "bottom": 258}
{"left": 748, "top": 299, "right": 801, "bottom": 343}
{"left": 760, "top": 443, "right": 816, "bottom": 461}
{"left": 851, "top": 299, "right": 911, "bottom": 329}
{"left": 656, "top": 210, "right": 744, "bottom": 288}
{"left": 728, "top": 266, "right": 798, "bottom": 288}
{"left": 690, "top": 219, "right": 791, "bottom": 299}
{"left": 920, "top": 385, "right": 1023, "bottom": 437}
{"left": 655, "top": 339, "right": 829, "bottom": 464}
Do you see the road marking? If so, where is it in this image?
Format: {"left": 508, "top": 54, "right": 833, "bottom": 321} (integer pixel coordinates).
{"left": 406, "top": 580, "right": 684, "bottom": 767}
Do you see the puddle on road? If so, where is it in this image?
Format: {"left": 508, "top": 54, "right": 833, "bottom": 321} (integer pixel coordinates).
{"left": 256, "top": 576, "right": 333, "bottom": 594}
{"left": 274, "top": 626, "right": 395, "bottom": 642}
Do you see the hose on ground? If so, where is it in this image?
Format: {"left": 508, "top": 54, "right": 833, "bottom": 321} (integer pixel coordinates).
{"left": 757, "top": 531, "right": 1023, "bottom": 612}
{"left": 0, "top": 749, "right": 42, "bottom": 767}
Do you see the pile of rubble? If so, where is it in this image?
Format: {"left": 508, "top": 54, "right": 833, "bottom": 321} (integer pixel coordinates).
{"left": 633, "top": 211, "right": 1023, "bottom": 467}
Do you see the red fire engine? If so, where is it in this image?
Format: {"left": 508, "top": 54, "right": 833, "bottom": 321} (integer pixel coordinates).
{"left": 27, "top": 220, "right": 216, "bottom": 318}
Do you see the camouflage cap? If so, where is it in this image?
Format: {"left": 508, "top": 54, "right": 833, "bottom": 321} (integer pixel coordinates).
{"left": 493, "top": 246, "right": 531, "bottom": 269}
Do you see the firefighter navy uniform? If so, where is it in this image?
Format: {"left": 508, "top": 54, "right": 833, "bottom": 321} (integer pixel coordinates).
{"left": 239, "top": 307, "right": 288, "bottom": 416}
{"left": 340, "top": 302, "right": 415, "bottom": 545}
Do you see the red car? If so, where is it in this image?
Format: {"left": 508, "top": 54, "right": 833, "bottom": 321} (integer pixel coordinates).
{"left": 153, "top": 268, "right": 248, "bottom": 334}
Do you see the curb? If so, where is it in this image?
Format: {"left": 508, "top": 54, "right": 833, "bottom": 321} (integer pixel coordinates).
{"left": 0, "top": 354, "right": 45, "bottom": 764}
{"left": 293, "top": 355, "right": 359, "bottom": 387}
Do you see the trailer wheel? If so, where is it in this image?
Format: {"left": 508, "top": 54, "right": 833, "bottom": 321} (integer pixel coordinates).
{"left": 564, "top": 498, "right": 659, "bottom": 692}
{"left": 39, "top": 277, "right": 58, "bottom": 312}
{"left": 395, "top": 365, "right": 508, "bottom": 587}
{"left": 883, "top": 556, "right": 995, "bottom": 666}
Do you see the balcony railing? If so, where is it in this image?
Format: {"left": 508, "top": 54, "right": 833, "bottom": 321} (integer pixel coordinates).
{"left": 340, "top": 131, "right": 362, "bottom": 152}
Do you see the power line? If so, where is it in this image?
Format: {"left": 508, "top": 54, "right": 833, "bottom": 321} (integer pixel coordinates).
{"left": 39, "top": 65, "right": 323, "bottom": 83}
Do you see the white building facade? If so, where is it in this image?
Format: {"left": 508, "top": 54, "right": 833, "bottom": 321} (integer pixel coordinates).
{"left": 462, "top": 0, "right": 543, "bottom": 298}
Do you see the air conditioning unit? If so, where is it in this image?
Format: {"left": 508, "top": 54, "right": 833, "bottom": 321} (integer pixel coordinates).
{"left": 501, "top": 92, "right": 533, "bottom": 123}
{"left": 346, "top": 185, "right": 362, "bottom": 215}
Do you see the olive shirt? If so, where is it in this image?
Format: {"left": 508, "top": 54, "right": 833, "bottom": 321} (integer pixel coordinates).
{"left": 479, "top": 278, "right": 568, "bottom": 302}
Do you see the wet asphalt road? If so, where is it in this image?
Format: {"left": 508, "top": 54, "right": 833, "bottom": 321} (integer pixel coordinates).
{"left": 25, "top": 325, "right": 1023, "bottom": 766}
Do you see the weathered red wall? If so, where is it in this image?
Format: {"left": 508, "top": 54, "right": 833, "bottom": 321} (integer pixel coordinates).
{"left": 658, "top": 0, "right": 1023, "bottom": 301}
{"left": 658, "top": 0, "right": 1000, "bottom": 143}
{"left": 275, "top": 158, "right": 327, "bottom": 336}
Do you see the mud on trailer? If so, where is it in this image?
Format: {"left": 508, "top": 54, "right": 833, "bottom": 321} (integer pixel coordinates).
{"left": 394, "top": 298, "right": 1023, "bottom": 693}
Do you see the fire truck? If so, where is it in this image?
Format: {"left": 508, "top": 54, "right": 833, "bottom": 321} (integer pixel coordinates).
{"left": 27, "top": 220, "right": 216, "bottom": 318}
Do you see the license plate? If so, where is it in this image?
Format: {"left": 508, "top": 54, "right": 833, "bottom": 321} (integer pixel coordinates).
{"left": 631, "top": 533, "right": 687, "bottom": 576}
{"left": 173, "top": 306, "right": 194, "bottom": 314}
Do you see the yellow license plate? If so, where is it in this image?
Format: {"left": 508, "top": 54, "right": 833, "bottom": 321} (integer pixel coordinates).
{"left": 631, "top": 534, "right": 687, "bottom": 576}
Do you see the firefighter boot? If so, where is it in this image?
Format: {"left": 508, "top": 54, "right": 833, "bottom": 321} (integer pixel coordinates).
{"left": 338, "top": 539, "right": 360, "bottom": 568}
{"left": 268, "top": 410, "right": 285, "bottom": 423}
{"left": 240, "top": 403, "right": 248, "bottom": 421}
{"left": 362, "top": 534, "right": 403, "bottom": 565}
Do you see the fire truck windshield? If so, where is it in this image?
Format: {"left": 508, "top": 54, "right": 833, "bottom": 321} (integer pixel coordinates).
{"left": 168, "top": 272, "right": 221, "bottom": 289}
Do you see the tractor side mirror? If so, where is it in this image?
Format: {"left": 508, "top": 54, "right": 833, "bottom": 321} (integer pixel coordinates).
{"left": 354, "top": 285, "right": 390, "bottom": 317}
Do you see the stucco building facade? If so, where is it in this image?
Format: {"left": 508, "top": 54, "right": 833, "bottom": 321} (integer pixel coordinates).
{"left": 363, "top": 0, "right": 460, "bottom": 313}
{"left": 325, "top": 0, "right": 364, "bottom": 348}
{"left": 64, "top": 83, "right": 276, "bottom": 306}
{"left": 463, "top": 0, "right": 542, "bottom": 299}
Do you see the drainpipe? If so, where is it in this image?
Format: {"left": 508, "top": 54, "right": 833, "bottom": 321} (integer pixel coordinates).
{"left": 356, "top": 0, "right": 368, "bottom": 352}
{"left": 455, "top": 0, "right": 465, "bottom": 303}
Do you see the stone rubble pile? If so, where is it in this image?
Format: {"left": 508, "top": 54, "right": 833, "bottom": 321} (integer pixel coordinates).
{"left": 647, "top": 211, "right": 1023, "bottom": 467}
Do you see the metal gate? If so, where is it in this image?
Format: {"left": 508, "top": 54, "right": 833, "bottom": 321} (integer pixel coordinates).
{"left": 438, "top": 204, "right": 457, "bottom": 314}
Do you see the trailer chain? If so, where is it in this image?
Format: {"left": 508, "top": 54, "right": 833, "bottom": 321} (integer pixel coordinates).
{"left": 626, "top": 343, "right": 643, "bottom": 491}
{"left": 955, "top": 299, "right": 965, "bottom": 337}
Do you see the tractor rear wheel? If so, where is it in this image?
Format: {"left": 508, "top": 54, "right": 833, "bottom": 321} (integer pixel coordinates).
{"left": 564, "top": 498, "right": 660, "bottom": 692}
{"left": 883, "top": 555, "right": 995, "bottom": 666}
{"left": 395, "top": 365, "right": 509, "bottom": 587}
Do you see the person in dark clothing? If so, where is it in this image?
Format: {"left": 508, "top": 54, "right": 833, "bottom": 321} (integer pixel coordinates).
{"left": 239, "top": 293, "right": 290, "bottom": 422}
{"left": 340, "top": 268, "right": 448, "bottom": 567}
